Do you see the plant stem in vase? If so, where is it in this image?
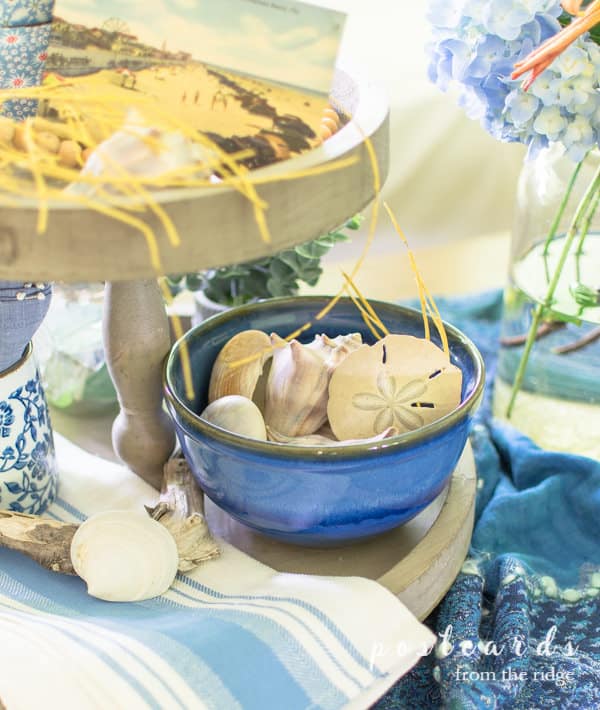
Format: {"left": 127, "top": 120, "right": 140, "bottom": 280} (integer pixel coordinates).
{"left": 494, "top": 151, "right": 600, "bottom": 458}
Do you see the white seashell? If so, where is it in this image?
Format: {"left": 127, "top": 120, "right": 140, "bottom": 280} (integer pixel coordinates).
{"left": 264, "top": 335, "right": 331, "bottom": 437}
{"left": 305, "top": 332, "right": 363, "bottom": 368}
{"left": 70, "top": 511, "right": 179, "bottom": 602}
{"left": 66, "top": 111, "right": 211, "bottom": 196}
{"left": 201, "top": 394, "right": 267, "bottom": 440}
{"left": 266, "top": 425, "right": 398, "bottom": 446}
{"left": 209, "top": 330, "right": 273, "bottom": 404}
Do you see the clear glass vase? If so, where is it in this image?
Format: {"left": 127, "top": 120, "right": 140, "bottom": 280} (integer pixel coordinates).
{"left": 493, "top": 147, "right": 600, "bottom": 460}
{"left": 35, "top": 283, "right": 118, "bottom": 416}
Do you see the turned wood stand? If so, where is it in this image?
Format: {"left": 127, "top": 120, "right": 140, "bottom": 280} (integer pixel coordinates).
{"left": 0, "top": 67, "right": 389, "bottom": 490}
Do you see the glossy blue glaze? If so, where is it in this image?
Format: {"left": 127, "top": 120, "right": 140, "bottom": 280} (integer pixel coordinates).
{"left": 164, "top": 297, "right": 484, "bottom": 546}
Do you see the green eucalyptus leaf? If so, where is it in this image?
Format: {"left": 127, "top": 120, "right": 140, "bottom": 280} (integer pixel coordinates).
{"left": 170, "top": 211, "right": 362, "bottom": 303}
{"left": 294, "top": 241, "right": 331, "bottom": 259}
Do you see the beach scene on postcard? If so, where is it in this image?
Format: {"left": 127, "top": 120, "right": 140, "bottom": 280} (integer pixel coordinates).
{"left": 46, "top": 0, "right": 346, "bottom": 166}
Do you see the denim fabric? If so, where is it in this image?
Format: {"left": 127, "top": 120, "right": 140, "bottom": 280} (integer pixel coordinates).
{"left": 0, "top": 281, "right": 52, "bottom": 373}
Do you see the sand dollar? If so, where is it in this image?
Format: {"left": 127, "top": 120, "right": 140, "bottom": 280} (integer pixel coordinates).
{"left": 327, "top": 334, "right": 463, "bottom": 440}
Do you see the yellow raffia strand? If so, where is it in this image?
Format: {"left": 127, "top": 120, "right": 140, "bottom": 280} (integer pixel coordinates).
{"left": 341, "top": 270, "right": 389, "bottom": 337}
{"left": 64, "top": 192, "right": 164, "bottom": 272}
{"left": 347, "top": 291, "right": 385, "bottom": 341}
{"left": 100, "top": 152, "right": 181, "bottom": 248}
{"left": 313, "top": 130, "right": 381, "bottom": 324}
{"left": 22, "top": 119, "right": 49, "bottom": 235}
{"left": 158, "top": 278, "right": 194, "bottom": 401}
{"left": 383, "top": 202, "right": 431, "bottom": 342}
{"left": 383, "top": 202, "right": 450, "bottom": 358}
{"left": 0, "top": 82, "right": 376, "bottom": 401}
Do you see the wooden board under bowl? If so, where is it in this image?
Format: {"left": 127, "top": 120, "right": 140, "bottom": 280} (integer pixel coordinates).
{"left": 205, "top": 442, "right": 477, "bottom": 621}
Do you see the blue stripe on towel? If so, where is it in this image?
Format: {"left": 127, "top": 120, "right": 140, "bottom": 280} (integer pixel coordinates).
{"left": 179, "top": 574, "right": 383, "bottom": 678}
{"left": 54, "top": 497, "right": 86, "bottom": 522}
{"left": 171, "top": 583, "right": 366, "bottom": 693}
{"left": 0, "top": 600, "right": 165, "bottom": 710}
{"left": 48, "top": 499, "right": 379, "bottom": 681}
{"left": 0, "top": 551, "right": 346, "bottom": 709}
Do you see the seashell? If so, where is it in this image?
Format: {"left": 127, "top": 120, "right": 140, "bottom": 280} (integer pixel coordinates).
{"left": 66, "top": 111, "right": 211, "bottom": 196}
{"left": 267, "top": 425, "right": 399, "bottom": 446}
{"left": 264, "top": 335, "right": 331, "bottom": 437}
{"left": 306, "top": 332, "right": 363, "bottom": 369}
{"left": 209, "top": 329, "right": 272, "bottom": 403}
{"left": 264, "top": 333, "right": 363, "bottom": 438}
{"left": 328, "top": 334, "right": 462, "bottom": 440}
{"left": 70, "top": 510, "right": 179, "bottom": 602}
{"left": 201, "top": 394, "right": 267, "bottom": 440}
{"left": 58, "top": 139, "right": 83, "bottom": 168}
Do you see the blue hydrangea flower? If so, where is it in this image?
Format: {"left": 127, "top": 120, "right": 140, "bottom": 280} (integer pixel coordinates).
{"left": 427, "top": 0, "right": 600, "bottom": 160}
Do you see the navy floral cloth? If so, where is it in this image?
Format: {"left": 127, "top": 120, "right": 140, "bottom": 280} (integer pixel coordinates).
{"left": 378, "top": 292, "right": 600, "bottom": 710}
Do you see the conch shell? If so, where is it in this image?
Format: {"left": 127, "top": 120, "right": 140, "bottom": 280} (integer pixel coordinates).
{"left": 266, "top": 425, "right": 399, "bottom": 446}
{"left": 208, "top": 330, "right": 272, "bottom": 404}
{"left": 201, "top": 394, "right": 267, "bottom": 440}
{"left": 264, "top": 333, "right": 362, "bottom": 437}
{"left": 70, "top": 511, "right": 179, "bottom": 602}
{"left": 306, "top": 333, "right": 363, "bottom": 366}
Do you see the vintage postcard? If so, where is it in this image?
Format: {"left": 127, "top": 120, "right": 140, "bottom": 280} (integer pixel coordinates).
{"left": 44, "top": 0, "right": 347, "bottom": 168}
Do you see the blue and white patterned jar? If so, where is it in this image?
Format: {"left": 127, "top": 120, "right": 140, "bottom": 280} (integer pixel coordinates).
{"left": 0, "top": 342, "right": 57, "bottom": 514}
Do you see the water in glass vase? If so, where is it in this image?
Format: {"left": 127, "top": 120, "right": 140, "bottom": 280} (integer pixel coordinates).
{"left": 494, "top": 233, "right": 600, "bottom": 460}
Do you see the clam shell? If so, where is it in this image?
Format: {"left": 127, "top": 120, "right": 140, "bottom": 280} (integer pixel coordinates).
{"left": 70, "top": 511, "right": 179, "bottom": 602}
{"left": 201, "top": 394, "right": 267, "bottom": 440}
{"left": 209, "top": 330, "right": 273, "bottom": 403}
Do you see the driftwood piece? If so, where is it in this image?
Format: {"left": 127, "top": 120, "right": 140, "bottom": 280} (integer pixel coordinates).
{"left": 0, "top": 510, "right": 77, "bottom": 575}
{"left": 0, "top": 458, "right": 218, "bottom": 582}
{"left": 147, "top": 458, "right": 220, "bottom": 572}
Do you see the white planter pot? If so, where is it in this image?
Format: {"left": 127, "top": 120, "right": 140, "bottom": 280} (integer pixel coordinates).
{"left": 0, "top": 343, "right": 57, "bottom": 514}
{"left": 191, "top": 290, "right": 230, "bottom": 328}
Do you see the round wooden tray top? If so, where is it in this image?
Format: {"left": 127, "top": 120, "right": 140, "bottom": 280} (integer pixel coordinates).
{"left": 205, "top": 442, "right": 477, "bottom": 621}
{"left": 0, "top": 67, "right": 389, "bottom": 283}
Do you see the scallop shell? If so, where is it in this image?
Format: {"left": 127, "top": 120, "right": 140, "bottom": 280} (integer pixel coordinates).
{"left": 208, "top": 330, "right": 272, "bottom": 403}
{"left": 70, "top": 511, "right": 179, "bottom": 602}
{"left": 328, "top": 335, "right": 462, "bottom": 440}
{"left": 201, "top": 394, "right": 267, "bottom": 440}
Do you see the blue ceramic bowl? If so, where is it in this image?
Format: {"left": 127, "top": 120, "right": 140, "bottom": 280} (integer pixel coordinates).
{"left": 164, "top": 297, "right": 484, "bottom": 546}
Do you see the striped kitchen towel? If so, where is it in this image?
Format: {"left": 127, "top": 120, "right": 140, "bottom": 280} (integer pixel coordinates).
{"left": 0, "top": 434, "right": 435, "bottom": 710}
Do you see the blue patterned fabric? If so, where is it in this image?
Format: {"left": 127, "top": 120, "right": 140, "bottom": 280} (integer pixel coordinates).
{"left": 377, "top": 291, "right": 600, "bottom": 710}
{"left": 0, "top": 0, "right": 54, "bottom": 27}
{"left": 0, "top": 22, "right": 52, "bottom": 119}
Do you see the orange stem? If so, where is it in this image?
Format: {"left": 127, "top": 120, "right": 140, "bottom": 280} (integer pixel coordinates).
{"left": 512, "top": 2, "right": 600, "bottom": 86}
